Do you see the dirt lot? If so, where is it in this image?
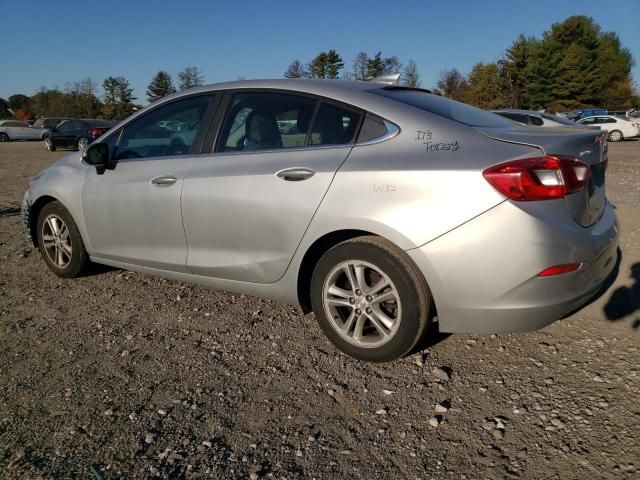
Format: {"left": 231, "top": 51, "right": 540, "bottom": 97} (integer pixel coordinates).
{"left": 0, "top": 140, "right": 638, "bottom": 480}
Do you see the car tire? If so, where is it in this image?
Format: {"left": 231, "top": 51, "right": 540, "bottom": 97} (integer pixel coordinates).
{"left": 76, "top": 137, "right": 89, "bottom": 150}
{"left": 36, "top": 201, "right": 89, "bottom": 278}
{"left": 0, "top": 132, "right": 9, "bottom": 142}
{"left": 608, "top": 130, "right": 623, "bottom": 142}
{"left": 44, "top": 137, "right": 56, "bottom": 151}
{"left": 310, "top": 235, "right": 433, "bottom": 362}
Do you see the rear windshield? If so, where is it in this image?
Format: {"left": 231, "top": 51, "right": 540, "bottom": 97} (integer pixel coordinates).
{"left": 372, "top": 88, "right": 512, "bottom": 128}
{"left": 541, "top": 113, "right": 578, "bottom": 126}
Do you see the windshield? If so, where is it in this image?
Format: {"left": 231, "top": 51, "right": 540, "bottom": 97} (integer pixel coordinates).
{"left": 372, "top": 88, "right": 513, "bottom": 128}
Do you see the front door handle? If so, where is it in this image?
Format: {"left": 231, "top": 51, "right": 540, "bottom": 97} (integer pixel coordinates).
{"left": 150, "top": 175, "right": 177, "bottom": 187}
{"left": 276, "top": 167, "right": 315, "bottom": 181}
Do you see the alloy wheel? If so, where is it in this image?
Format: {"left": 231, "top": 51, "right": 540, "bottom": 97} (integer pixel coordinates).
{"left": 77, "top": 138, "right": 88, "bottom": 150}
{"left": 44, "top": 138, "right": 52, "bottom": 150}
{"left": 0, "top": 133, "right": 8, "bottom": 142}
{"left": 322, "top": 260, "right": 402, "bottom": 348}
{"left": 41, "top": 214, "right": 72, "bottom": 268}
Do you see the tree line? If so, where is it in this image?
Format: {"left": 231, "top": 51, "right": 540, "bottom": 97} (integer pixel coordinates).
{"left": 284, "top": 51, "right": 421, "bottom": 87}
{"left": 436, "top": 16, "right": 638, "bottom": 111}
{"left": 0, "top": 67, "right": 206, "bottom": 122}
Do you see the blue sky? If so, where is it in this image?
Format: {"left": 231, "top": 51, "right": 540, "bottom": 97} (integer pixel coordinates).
{"left": 1, "top": 0, "right": 638, "bottom": 103}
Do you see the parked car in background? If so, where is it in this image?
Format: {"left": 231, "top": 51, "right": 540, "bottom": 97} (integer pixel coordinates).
{"left": 575, "top": 109, "right": 608, "bottom": 121}
{"left": 0, "top": 120, "right": 48, "bottom": 141}
{"left": 44, "top": 119, "right": 115, "bottom": 151}
{"left": 577, "top": 115, "right": 640, "bottom": 142}
{"left": 33, "top": 117, "right": 72, "bottom": 130}
{"left": 491, "top": 109, "right": 600, "bottom": 129}
{"left": 22, "top": 78, "right": 618, "bottom": 362}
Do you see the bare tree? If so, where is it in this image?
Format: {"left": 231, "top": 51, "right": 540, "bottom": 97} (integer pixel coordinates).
{"left": 284, "top": 60, "right": 308, "bottom": 78}
{"left": 352, "top": 52, "right": 369, "bottom": 80}
{"left": 401, "top": 60, "right": 420, "bottom": 87}
{"left": 178, "top": 67, "right": 205, "bottom": 90}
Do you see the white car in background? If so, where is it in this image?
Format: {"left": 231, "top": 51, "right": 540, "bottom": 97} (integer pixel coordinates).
{"left": 491, "top": 109, "right": 599, "bottom": 129}
{"left": 577, "top": 115, "right": 640, "bottom": 142}
{"left": 0, "top": 120, "right": 47, "bottom": 142}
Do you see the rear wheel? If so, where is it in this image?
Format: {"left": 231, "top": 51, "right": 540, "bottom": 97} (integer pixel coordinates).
{"left": 44, "top": 137, "right": 56, "bottom": 151}
{"left": 608, "top": 130, "right": 623, "bottom": 142}
{"left": 310, "top": 236, "right": 433, "bottom": 362}
{"left": 36, "top": 201, "right": 89, "bottom": 278}
{"left": 0, "top": 132, "right": 9, "bottom": 142}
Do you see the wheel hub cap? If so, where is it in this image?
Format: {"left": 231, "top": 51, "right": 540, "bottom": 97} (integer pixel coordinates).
{"left": 322, "top": 260, "right": 402, "bottom": 348}
{"left": 42, "top": 214, "right": 72, "bottom": 268}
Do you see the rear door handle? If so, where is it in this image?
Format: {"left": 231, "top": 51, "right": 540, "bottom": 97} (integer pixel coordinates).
{"left": 276, "top": 167, "right": 315, "bottom": 181}
{"left": 150, "top": 175, "right": 177, "bottom": 187}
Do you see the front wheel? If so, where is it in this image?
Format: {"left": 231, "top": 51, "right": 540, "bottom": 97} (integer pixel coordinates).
{"left": 310, "top": 236, "right": 433, "bottom": 362}
{"left": 76, "top": 137, "right": 89, "bottom": 150}
{"left": 608, "top": 130, "right": 623, "bottom": 142}
{"left": 0, "top": 132, "right": 9, "bottom": 142}
{"left": 36, "top": 201, "right": 89, "bottom": 278}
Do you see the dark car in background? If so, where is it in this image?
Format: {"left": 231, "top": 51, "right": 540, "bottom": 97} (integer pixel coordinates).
{"left": 44, "top": 119, "right": 115, "bottom": 151}
{"left": 33, "top": 117, "right": 72, "bottom": 130}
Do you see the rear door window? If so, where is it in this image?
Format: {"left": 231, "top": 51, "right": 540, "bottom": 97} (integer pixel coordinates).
{"left": 216, "top": 92, "right": 317, "bottom": 152}
{"left": 309, "top": 102, "right": 362, "bottom": 146}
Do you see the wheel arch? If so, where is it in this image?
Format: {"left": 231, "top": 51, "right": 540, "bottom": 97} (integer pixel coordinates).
{"left": 295, "top": 229, "right": 427, "bottom": 314}
{"left": 28, "top": 195, "right": 59, "bottom": 247}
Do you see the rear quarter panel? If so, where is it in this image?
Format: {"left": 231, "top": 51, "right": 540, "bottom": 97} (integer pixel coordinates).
{"left": 306, "top": 109, "right": 542, "bottom": 250}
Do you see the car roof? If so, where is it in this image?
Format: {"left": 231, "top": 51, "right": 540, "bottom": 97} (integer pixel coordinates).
{"left": 154, "top": 78, "right": 391, "bottom": 110}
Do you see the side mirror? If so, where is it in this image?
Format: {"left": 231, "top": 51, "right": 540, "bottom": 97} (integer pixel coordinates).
{"left": 83, "top": 143, "right": 109, "bottom": 166}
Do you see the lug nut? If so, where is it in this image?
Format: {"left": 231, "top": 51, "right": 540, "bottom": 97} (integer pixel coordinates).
{"left": 349, "top": 298, "right": 355, "bottom": 304}
{"left": 366, "top": 295, "right": 373, "bottom": 301}
{"left": 355, "top": 308, "right": 361, "bottom": 314}
{"left": 355, "top": 289, "right": 362, "bottom": 296}
{"left": 366, "top": 307, "right": 372, "bottom": 314}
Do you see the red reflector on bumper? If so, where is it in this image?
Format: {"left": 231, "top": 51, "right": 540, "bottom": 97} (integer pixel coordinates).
{"left": 538, "top": 264, "right": 581, "bottom": 277}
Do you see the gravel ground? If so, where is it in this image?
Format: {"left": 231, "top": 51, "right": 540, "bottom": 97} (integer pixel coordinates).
{"left": 0, "top": 140, "right": 638, "bottom": 480}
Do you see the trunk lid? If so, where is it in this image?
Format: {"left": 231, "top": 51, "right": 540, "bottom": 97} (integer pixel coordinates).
{"left": 477, "top": 126, "right": 608, "bottom": 227}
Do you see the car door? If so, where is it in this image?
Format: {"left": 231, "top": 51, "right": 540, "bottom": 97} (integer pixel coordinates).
{"left": 55, "top": 121, "right": 76, "bottom": 146}
{"left": 181, "top": 90, "right": 363, "bottom": 283}
{"left": 81, "top": 93, "right": 216, "bottom": 271}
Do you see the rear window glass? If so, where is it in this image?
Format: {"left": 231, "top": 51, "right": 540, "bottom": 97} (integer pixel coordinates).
{"left": 372, "top": 88, "right": 512, "bottom": 128}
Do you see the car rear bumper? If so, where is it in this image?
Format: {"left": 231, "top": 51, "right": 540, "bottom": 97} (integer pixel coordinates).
{"left": 407, "top": 200, "right": 619, "bottom": 333}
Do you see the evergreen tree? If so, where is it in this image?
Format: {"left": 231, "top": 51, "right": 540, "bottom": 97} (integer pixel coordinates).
{"left": 102, "top": 76, "right": 136, "bottom": 120}
{"left": 309, "top": 52, "right": 328, "bottom": 78}
{"left": 502, "top": 34, "right": 535, "bottom": 108}
{"left": 324, "top": 50, "right": 344, "bottom": 79}
{"left": 0, "top": 97, "right": 11, "bottom": 118}
{"left": 401, "top": 60, "right": 420, "bottom": 87}
{"left": 178, "top": 67, "right": 205, "bottom": 90}
{"left": 146, "top": 71, "right": 176, "bottom": 103}
{"left": 366, "top": 52, "right": 385, "bottom": 79}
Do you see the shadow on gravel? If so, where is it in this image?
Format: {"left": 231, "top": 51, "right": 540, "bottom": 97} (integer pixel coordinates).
{"left": 0, "top": 207, "right": 21, "bottom": 217}
{"left": 604, "top": 262, "right": 640, "bottom": 329}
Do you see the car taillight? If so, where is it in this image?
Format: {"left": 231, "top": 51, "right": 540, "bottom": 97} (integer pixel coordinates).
{"left": 538, "top": 263, "right": 581, "bottom": 277}
{"left": 482, "top": 155, "right": 590, "bottom": 201}
{"left": 89, "top": 128, "right": 104, "bottom": 137}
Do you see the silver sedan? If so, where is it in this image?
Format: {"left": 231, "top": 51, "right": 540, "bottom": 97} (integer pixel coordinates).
{"left": 21, "top": 78, "right": 618, "bottom": 362}
{"left": 0, "top": 120, "right": 47, "bottom": 141}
